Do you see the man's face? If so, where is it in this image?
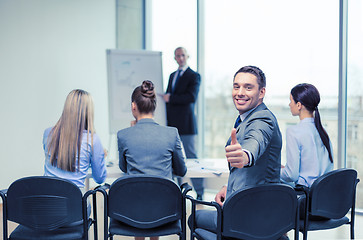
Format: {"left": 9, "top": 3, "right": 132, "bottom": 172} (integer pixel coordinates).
{"left": 232, "top": 72, "right": 265, "bottom": 115}
{"left": 174, "top": 48, "right": 189, "bottom": 68}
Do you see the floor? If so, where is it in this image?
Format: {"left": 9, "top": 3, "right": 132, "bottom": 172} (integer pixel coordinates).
{"left": 1, "top": 190, "right": 363, "bottom": 240}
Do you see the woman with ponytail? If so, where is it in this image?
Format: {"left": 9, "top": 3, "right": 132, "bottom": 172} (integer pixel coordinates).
{"left": 281, "top": 83, "right": 333, "bottom": 187}
{"left": 117, "top": 80, "right": 187, "bottom": 181}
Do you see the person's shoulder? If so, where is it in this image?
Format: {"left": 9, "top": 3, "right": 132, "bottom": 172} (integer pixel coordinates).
{"left": 286, "top": 123, "right": 304, "bottom": 136}
{"left": 43, "top": 127, "right": 53, "bottom": 136}
{"left": 155, "top": 125, "right": 180, "bottom": 137}
{"left": 117, "top": 127, "right": 133, "bottom": 138}
{"left": 90, "top": 131, "right": 103, "bottom": 144}
{"left": 166, "top": 125, "right": 179, "bottom": 133}
{"left": 246, "top": 104, "right": 281, "bottom": 131}
{"left": 185, "top": 67, "right": 200, "bottom": 76}
{"left": 44, "top": 126, "right": 52, "bottom": 132}
{"left": 251, "top": 103, "right": 275, "bottom": 119}
{"left": 91, "top": 131, "right": 101, "bottom": 139}
{"left": 156, "top": 124, "right": 178, "bottom": 132}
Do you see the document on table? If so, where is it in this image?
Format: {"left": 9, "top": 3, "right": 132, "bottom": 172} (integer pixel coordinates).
{"left": 186, "top": 159, "right": 228, "bottom": 176}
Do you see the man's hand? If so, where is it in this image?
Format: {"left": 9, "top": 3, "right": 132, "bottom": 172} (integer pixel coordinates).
{"left": 163, "top": 93, "right": 170, "bottom": 103}
{"left": 215, "top": 185, "right": 227, "bottom": 206}
{"left": 225, "top": 128, "right": 249, "bottom": 168}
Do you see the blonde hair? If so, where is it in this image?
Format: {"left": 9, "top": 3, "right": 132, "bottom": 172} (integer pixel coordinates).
{"left": 48, "top": 89, "right": 95, "bottom": 172}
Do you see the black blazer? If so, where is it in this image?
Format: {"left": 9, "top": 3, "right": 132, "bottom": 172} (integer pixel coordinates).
{"left": 165, "top": 67, "right": 201, "bottom": 135}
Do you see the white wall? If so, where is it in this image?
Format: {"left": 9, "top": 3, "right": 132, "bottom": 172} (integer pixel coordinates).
{"left": 0, "top": 0, "right": 115, "bottom": 189}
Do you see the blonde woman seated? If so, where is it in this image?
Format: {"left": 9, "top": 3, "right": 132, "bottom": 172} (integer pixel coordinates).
{"left": 281, "top": 83, "right": 333, "bottom": 188}
{"left": 43, "top": 89, "right": 107, "bottom": 190}
{"left": 117, "top": 80, "right": 187, "bottom": 240}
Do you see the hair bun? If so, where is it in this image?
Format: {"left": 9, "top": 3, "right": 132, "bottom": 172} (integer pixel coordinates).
{"left": 141, "top": 80, "right": 155, "bottom": 98}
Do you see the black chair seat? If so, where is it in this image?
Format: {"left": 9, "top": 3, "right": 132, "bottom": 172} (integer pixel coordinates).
{"left": 195, "top": 228, "right": 218, "bottom": 240}
{"left": 296, "top": 168, "right": 360, "bottom": 240}
{"left": 0, "top": 176, "right": 98, "bottom": 240}
{"left": 299, "top": 216, "right": 349, "bottom": 231}
{"left": 9, "top": 222, "right": 87, "bottom": 240}
{"left": 96, "top": 175, "right": 192, "bottom": 240}
{"left": 109, "top": 218, "right": 182, "bottom": 237}
{"left": 188, "top": 184, "right": 300, "bottom": 240}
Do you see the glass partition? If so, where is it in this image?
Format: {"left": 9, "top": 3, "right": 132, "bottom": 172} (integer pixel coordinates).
{"left": 150, "top": 0, "right": 197, "bottom": 89}
{"left": 203, "top": 0, "right": 339, "bottom": 167}
{"left": 347, "top": 0, "right": 363, "bottom": 209}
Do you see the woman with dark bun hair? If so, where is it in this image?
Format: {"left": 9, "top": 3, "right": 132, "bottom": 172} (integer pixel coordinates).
{"left": 117, "top": 80, "right": 187, "bottom": 180}
{"left": 281, "top": 83, "right": 333, "bottom": 187}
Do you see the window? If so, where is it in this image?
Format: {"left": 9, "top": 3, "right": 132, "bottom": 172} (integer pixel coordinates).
{"left": 203, "top": 1, "right": 339, "bottom": 166}
{"left": 150, "top": 0, "right": 197, "bottom": 88}
{"left": 348, "top": 124, "right": 358, "bottom": 141}
{"left": 347, "top": 0, "right": 363, "bottom": 209}
{"left": 150, "top": 1, "right": 363, "bottom": 210}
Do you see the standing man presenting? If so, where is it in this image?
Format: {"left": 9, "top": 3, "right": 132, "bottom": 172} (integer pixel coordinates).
{"left": 162, "top": 47, "right": 204, "bottom": 200}
{"left": 189, "top": 65, "right": 282, "bottom": 233}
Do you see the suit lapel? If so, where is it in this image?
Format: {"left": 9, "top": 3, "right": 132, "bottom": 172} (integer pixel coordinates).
{"left": 173, "top": 67, "right": 190, "bottom": 91}
{"left": 227, "top": 103, "right": 267, "bottom": 171}
{"left": 166, "top": 72, "right": 176, "bottom": 93}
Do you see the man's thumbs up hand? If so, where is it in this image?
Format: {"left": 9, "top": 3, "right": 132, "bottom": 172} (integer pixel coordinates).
{"left": 225, "top": 128, "right": 250, "bottom": 168}
{"left": 230, "top": 128, "right": 238, "bottom": 145}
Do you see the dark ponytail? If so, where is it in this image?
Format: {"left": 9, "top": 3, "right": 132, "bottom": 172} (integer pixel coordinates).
{"left": 131, "top": 80, "right": 156, "bottom": 114}
{"left": 314, "top": 107, "right": 333, "bottom": 162}
{"left": 291, "top": 83, "right": 333, "bottom": 163}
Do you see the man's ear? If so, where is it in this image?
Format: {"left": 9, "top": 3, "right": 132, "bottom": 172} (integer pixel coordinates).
{"left": 259, "top": 87, "right": 266, "bottom": 100}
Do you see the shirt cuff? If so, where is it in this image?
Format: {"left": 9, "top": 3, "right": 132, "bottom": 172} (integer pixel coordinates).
{"left": 242, "top": 149, "right": 253, "bottom": 167}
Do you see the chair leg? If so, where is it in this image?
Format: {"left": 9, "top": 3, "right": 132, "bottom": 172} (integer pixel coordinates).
{"left": 303, "top": 231, "right": 308, "bottom": 240}
{"left": 92, "top": 194, "right": 98, "bottom": 240}
{"left": 350, "top": 222, "right": 354, "bottom": 239}
{"left": 350, "top": 205, "right": 355, "bottom": 239}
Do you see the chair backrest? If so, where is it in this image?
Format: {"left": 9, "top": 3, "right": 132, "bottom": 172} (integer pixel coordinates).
{"left": 108, "top": 175, "right": 183, "bottom": 229}
{"left": 6, "top": 176, "right": 83, "bottom": 230}
{"left": 309, "top": 168, "right": 358, "bottom": 219}
{"left": 222, "top": 184, "right": 298, "bottom": 240}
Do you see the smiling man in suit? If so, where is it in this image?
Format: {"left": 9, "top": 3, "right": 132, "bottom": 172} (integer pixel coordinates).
{"left": 215, "top": 65, "right": 282, "bottom": 204}
{"left": 162, "top": 47, "right": 204, "bottom": 200}
{"left": 189, "top": 65, "right": 283, "bottom": 237}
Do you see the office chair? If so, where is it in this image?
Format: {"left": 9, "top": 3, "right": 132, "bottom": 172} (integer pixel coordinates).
{"left": 0, "top": 189, "right": 7, "bottom": 239}
{"left": 96, "top": 175, "right": 192, "bottom": 240}
{"left": 0, "top": 176, "right": 98, "bottom": 240}
{"left": 188, "top": 183, "right": 299, "bottom": 240}
{"left": 296, "top": 168, "right": 360, "bottom": 240}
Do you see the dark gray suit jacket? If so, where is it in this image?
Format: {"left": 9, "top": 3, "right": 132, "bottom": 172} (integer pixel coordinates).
{"left": 226, "top": 103, "right": 282, "bottom": 198}
{"left": 117, "top": 118, "right": 187, "bottom": 179}
{"left": 165, "top": 67, "right": 201, "bottom": 135}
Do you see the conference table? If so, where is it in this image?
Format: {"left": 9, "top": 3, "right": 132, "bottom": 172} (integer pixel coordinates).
{"left": 85, "top": 158, "right": 229, "bottom": 190}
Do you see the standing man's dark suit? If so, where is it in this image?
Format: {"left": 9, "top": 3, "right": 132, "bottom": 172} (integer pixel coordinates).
{"left": 163, "top": 47, "right": 204, "bottom": 199}
{"left": 165, "top": 67, "right": 200, "bottom": 134}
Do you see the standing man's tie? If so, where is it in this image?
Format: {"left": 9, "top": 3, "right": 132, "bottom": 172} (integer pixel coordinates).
{"left": 172, "top": 69, "right": 182, "bottom": 92}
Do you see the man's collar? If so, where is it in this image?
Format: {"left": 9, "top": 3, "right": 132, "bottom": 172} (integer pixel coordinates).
{"left": 239, "top": 103, "right": 263, "bottom": 122}
{"left": 178, "top": 65, "right": 188, "bottom": 72}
